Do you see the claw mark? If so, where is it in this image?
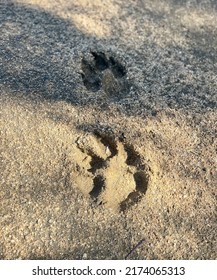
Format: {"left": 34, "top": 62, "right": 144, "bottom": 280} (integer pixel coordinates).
{"left": 89, "top": 175, "right": 105, "bottom": 202}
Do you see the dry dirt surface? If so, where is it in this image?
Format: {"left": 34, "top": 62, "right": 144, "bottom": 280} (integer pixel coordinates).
{"left": 0, "top": 0, "right": 217, "bottom": 259}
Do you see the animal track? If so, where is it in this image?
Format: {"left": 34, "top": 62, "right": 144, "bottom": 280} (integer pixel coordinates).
{"left": 81, "top": 51, "right": 130, "bottom": 97}
{"left": 73, "top": 133, "right": 149, "bottom": 212}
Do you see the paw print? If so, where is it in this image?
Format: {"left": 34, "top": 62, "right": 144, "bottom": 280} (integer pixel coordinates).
{"left": 81, "top": 51, "right": 130, "bottom": 97}
{"left": 74, "top": 133, "right": 150, "bottom": 212}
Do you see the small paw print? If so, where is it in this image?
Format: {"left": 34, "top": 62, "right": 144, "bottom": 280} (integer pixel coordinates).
{"left": 81, "top": 51, "right": 130, "bottom": 97}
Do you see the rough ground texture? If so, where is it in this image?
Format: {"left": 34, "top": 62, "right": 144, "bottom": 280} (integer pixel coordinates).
{"left": 0, "top": 0, "right": 216, "bottom": 259}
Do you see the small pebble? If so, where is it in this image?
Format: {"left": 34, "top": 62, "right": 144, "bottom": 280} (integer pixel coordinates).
{"left": 82, "top": 253, "right": 87, "bottom": 259}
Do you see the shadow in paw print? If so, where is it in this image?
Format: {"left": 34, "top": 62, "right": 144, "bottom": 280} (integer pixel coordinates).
{"left": 92, "top": 52, "right": 109, "bottom": 71}
{"left": 89, "top": 175, "right": 105, "bottom": 203}
{"left": 81, "top": 59, "right": 102, "bottom": 92}
{"left": 88, "top": 155, "right": 105, "bottom": 173}
{"left": 81, "top": 51, "right": 130, "bottom": 98}
{"left": 124, "top": 144, "right": 144, "bottom": 168}
{"left": 120, "top": 171, "right": 149, "bottom": 212}
{"left": 109, "top": 56, "right": 126, "bottom": 78}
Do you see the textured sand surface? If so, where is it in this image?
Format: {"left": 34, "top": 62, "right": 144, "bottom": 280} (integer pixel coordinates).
{"left": 0, "top": 0, "right": 216, "bottom": 259}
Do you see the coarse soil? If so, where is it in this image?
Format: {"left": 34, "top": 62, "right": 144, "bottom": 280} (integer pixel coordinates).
{"left": 0, "top": 0, "right": 216, "bottom": 259}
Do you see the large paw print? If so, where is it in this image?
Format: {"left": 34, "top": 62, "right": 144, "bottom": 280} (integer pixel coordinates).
{"left": 73, "top": 133, "right": 150, "bottom": 212}
{"left": 81, "top": 51, "right": 130, "bottom": 97}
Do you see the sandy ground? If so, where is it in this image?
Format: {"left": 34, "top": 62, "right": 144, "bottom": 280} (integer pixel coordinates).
{"left": 0, "top": 0, "right": 216, "bottom": 259}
